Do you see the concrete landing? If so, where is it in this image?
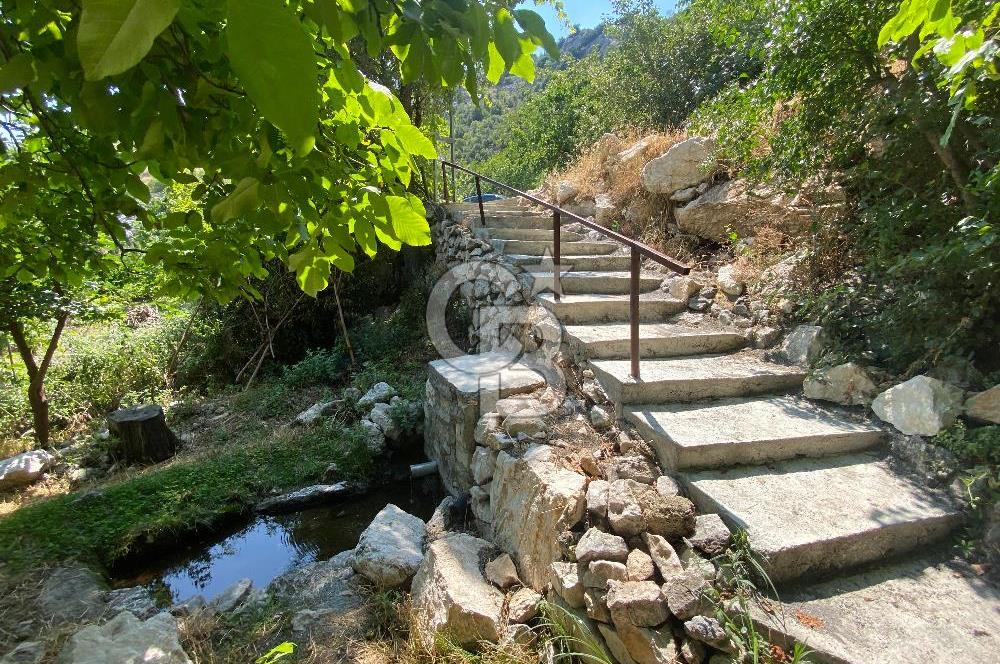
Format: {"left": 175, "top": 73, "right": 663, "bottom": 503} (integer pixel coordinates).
{"left": 564, "top": 323, "right": 746, "bottom": 360}
{"left": 684, "top": 452, "right": 963, "bottom": 584}
{"left": 426, "top": 352, "right": 546, "bottom": 399}
{"left": 527, "top": 271, "right": 663, "bottom": 295}
{"left": 626, "top": 396, "right": 883, "bottom": 469}
{"left": 491, "top": 239, "right": 620, "bottom": 256}
{"left": 537, "top": 292, "right": 686, "bottom": 324}
{"left": 754, "top": 551, "right": 1000, "bottom": 664}
{"left": 590, "top": 353, "right": 805, "bottom": 404}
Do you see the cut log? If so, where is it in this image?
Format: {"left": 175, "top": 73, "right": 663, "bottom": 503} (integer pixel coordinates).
{"left": 107, "top": 405, "right": 178, "bottom": 464}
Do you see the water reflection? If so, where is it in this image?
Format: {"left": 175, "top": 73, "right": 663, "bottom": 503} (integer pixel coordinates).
{"left": 113, "top": 478, "right": 441, "bottom": 603}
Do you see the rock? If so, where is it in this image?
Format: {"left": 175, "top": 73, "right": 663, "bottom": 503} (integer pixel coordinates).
{"left": 641, "top": 137, "right": 717, "bottom": 195}
{"left": 716, "top": 266, "right": 744, "bottom": 297}
{"left": 582, "top": 378, "right": 608, "bottom": 404}
{"left": 343, "top": 386, "right": 362, "bottom": 402}
{"left": 353, "top": 504, "right": 426, "bottom": 587}
{"left": 410, "top": 533, "right": 504, "bottom": 648}
{"left": 679, "top": 546, "right": 716, "bottom": 581}
{"left": 551, "top": 562, "right": 586, "bottom": 608}
{"left": 688, "top": 296, "right": 712, "bottom": 313}
{"left": 503, "top": 413, "right": 547, "bottom": 438}
{"left": 584, "top": 560, "right": 630, "bottom": 589}
{"left": 470, "top": 485, "right": 493, "bottom": 523}
{"left": 426, "top": 495, "right": 466, "bottom": 542}
{"left": 472, "top": 446, "right": 497, "bottom": 485}
{"left": 587, "top": 479, "right": 610, "bottom": 519}
{"left": 590, "top": 405, "right": 613, "bottom": 431}
{"left": 872, "top": 375, "right": 965, "bottom": 436}
{"left": 38, "top": 566, "right": 106, "bottom": 624}
{"left": 615, "top": 136, "right": 657, "bottom": 167}
{"left": 1, "top": 641, "right": 44, "bottom": 664}
{"left": 57, "top": 612, "right": 191, "bottom": 664}
{"left": 368, "top": 402, "right": 401, "bottom": 440}
{"left": 474, "top": 412, "right": 502, "bottom": 445}
{"left": 577, "top": 528, "right": 630, "bottom": 564}
{"left": 751, "top": 326, "right": 782, "bottom": 349}
{"left": 359, "top": 418, "right": 386, "bottom": 455}
{"left": 669, "top": 276, "right": 702, "bottom": 301}
{"left": 626, "top": 549, "right": 656, "bottom": 582}
{"left": 557, "top": 181, "right": 579, "bottom": 205}
{"left": 485, "top": 553, "right": 521, "bottom": 590}
{"left": 654, "top": 475, "right": 680, "bottom": 497}
{"left": 585, "top": 588, "right": 613, "bottom": 623}
{"left": 662, "top": 569, "right": 710, "bottom": 620}
{"left": 594, "top": 194, "right": 616, "bottom": 226}
{"left": 484, "top": 430, "right": 515, "bottom": 451}
{"left": 169, "top": 595, "right": 206, "bottom": 617}
{"left": 780, "top": 325, "right": 826, "bottom": 366}
{"left": 671, "top": 186, "right": 701, "bottom": 204}
{"left": 255, "top": 482, "right": 352, "bottom": 513}
{"left": 643, "top": 533, "right": 684, "bottom": 580}
{"left": 598, "top": 624, "right": 639, "bottom": 664}
{"left": 508, "top": 587, "right": 541, "bottom": 624}
{"left": 684, "top": 615, "right": 729, "bottom": 648}
{"left": 209, "top": 578, "right": 252, "bottom": 613}
{"left": 505, "top": 623, "right": 537, "bottom": 648}
{"left": 681, "top": 637, "right": 707, "bottom": 664}
{"left": 0, "top": 449, "right": 55, "bottom": 490}
{"left": 290, "top": 608, "right": 335, "bottom": 636}
{"left": 490, "top": 445, "right": 587, "bottom": 589}
{"left": 803, "top": 362, "right": 878, "bottom": 406}
{"left": 965, "top": 385, "right": 1000, "bottom": 424}
{"left": 268, "top": 552, "right": 365, "bottom": 614}
{"left": 688, "top": 514, "right": 731, "bottom": 557}
{"left": 676, "top": 179, "right": 816, "bottom": 242}
{"left": 106, "top": 587, "right": 158, "bottom": 620}
{"left": 612, "top": 456, "right": 659, "bottom": 484}
{"left": 358, "top": 382, "right": 395, "bottom": 409}
{"left": 607, "top": 580, "right": 669, "bottom": 628}
{"left": 294, "top": 401, "right": 338, "bottom": 426}
{"left": 608, "top": 480, "right": 646, "bottom": 537}
{"left": 642, "top": 491, "right": 697, "bottom": 539}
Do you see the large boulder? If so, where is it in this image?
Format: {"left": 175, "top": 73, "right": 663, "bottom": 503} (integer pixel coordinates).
{"left": 871, "top": 375, "right": 965, "bottom": 436}
{"left": 965, "top": 385, "right": 1000, "bottom": 424}
{"left": 489, "top": 445, "right": 586, "bottom": 590}
{"left": 269, "top": 550, "right": 366, "bottom": 613}
{"left": 779, "top": 325, "right": 826, "bottom": 366}
{"left": 410, "top": 533, "right": 504, "bottom": 648}
{"left": 0, "top": 449, "right": 54, "bottom": 490}
{"left": 352, "top": 504, "right": 426, "bottom": 587}
{"left": 675, "top": 179, "right": 815, "bottom": 243}
{"left": 641, "top": 137, "right": 717, "bottom": 195}
{"left": 803, "top": 362, "right": 878, "bottom": 406}
{"left": 57, "top": 612, "right": 192, "bottom": 664}
{"left": 37, "top": 566, "right": 106, "bottom": 624}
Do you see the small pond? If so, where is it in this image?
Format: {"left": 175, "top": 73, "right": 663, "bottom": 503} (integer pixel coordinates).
{"left": 112, "top": 476, "right": 442, "bottom": 603}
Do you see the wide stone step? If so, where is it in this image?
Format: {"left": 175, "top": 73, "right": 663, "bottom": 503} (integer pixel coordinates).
{"left": 475, "top": 228, "right": 586, "bottom": 242}
{"left": 683, "top": 452, "right": 962, "bottom": 584}
{"left": 526, "top": 271, "right": 662, "bottom": 295}
{"left": 589, "top": 352, "right": 805, "bottom": 404}
{"left": 537, "top": 293, "right": 686, "bottom": 325}
{"left": 483, "top": 216, "right": 556, "bottom": 230}
{"left": 506, "top": 254, "right": 633, "bottom": 272}
{"left": 625, "top": 396, "right": 884, "bottom": 470}
{"left": 563, "top": 322, "right": 746, "bottom": 360}
{"left": 492, "top": 239, "right": 620, "bottom": 256}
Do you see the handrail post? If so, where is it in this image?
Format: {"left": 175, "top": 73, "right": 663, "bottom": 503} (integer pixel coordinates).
{"left": 441, "top": 161, "right": 449, "bottom": 202}
{"left": 475, "top": 175, "right": 486, "bottom": 228}
{"left": 450, "top": 164, "right": 457, "bottom": 203}
{"left": 630, "top": 246, "right": 640, "bottom": 380}
{"left": 553, "top": 210, "right": 562, "bottom": 301}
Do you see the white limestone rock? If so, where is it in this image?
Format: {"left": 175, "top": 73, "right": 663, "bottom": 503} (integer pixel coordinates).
{"left": 606, "top": 580, "right": 669, "bottom": 628}
{"left": 550, "top": 562, "right": 586, "bottom": 609}
{"left": 576, "top": 528, "right": 630, "bottom": 565}
{"left": 608, "top": 480, "right": 645, "bottom": 538}
{"left": 595, "top": 194, "right": 616, "bottom": 226}
{"left": 803, "top": 362, "right": 878, "bottom": 406}
{"left": 965, "top": 385, "right": 1000, "bottom": 424}
{"left": 410, "top": 533, "right": 504, "bottom": 648}
{"left": 556, "top": 181, "right": 579, "bottom": 205}
{"left": 357, "top": 382, "right": 395, "bottom": 409}
{"left": 598, "top": 624, "right": 639, "bottom": 664}
{"left": 643, "top": 533, "right": 684, "bottom": 580}
{"left": 688, "top": 514, "right": 731, "bottom": 557}
{"left": 472, "top": 446, "right": 498, "bottom": 486}
{"left": 641, "top": 137, "right": 717, "bottom": 195}
{"left": 626, "top": 549, "right": 656, "bottom": 582}
{"left": 586, "top": 479, "right": 610, "bottom": 519}
{"left": 584, "top": 560, "right": 629, "bottom": 590}
{"left": 57, "top": 612, "right": 192, "bottom": 664}
{"left": 209, "top": 578, "right": 252, "bottom": 613}
{"left": 872, "top": 375, "right": 965, "bottom": 436}
{"left": 367, "top": 402, "right": 401, "bottom": 440}
{"left": 508, "top": 587, "right": 542, "bottom": 624}
{"left": 716, "top": 265, "right": 744, "bottom": 297}
{"left": 0, "top": 449, "right": 54, "bottom": 490}
{"left": 590, "top": 405, "right": 613, "bottom": 431}
{"left": 485, "top": 553, "right": 521, "bottom": 590}
{"left": 293, "top": 401, "right": 338, "bottom": 426}
{"left": 353, "top": 504, "right": 426, "bottom": 587}
{"left": 780, "top": 325, "right": 826, "bottom": 366}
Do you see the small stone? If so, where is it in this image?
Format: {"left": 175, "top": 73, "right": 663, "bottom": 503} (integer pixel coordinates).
{"left": 872, "top": 375, "right": 965, "bottom": 436}
{"left": 485, "top": 553, "right": 521, "bottom": 590}
{"left": 255, "top": 482, "right": 352, "bottom": 513}
{"left": 598, "top": 624, "right": 640, "bottom": 664}
{"left": 803, "top": 362, "right": 878, "bottom": 406}
{"left": 662, "top": 569, "right": 710, "bottom": 620}
{"left": 654, "top": 475, "right": 680, "bottom": 497}
{"left": 368, "top": 402, "right": 402, "bottom": 440}
{"left": 688, "top": 514, "right": 731, "bottom": 557}
{"left": 586, "top": 479, "right": 610, "bottom": 519}
{"left": 359, "top": 418, "right": 386, "bottom": 455}
{"left": 608, "top": 480, "right": 646, "bottom": 538}
{"left": 716, "top": 265, "right": 744, "bottom": 296}
{"left": 585, "top": 588, "right": 613, "bottom": 623}
{"left": 508, "top": 587, "right": 541, "bottom": 623}
{"left": 472, "top": 446, "right": 497, "bottom": 485}
{"left": 504, "top": 413, "right": 547, "bottom": 437}
{"left": 0, "top": 449, "right": 55, "bottom": 490}
{"left": 679, "top": 546, "right": 717, "bottom": 581}
{"left": 669, "top": 276, "right": 703, "bottom": 301}
{"left": 643, "top": 533, "right": 684, "bottom": 580}
{"left": 584, "top": 560, "right": 629, "bottom": 589}
{"left": 626, "top": 549, "right": 656, "bottom": 581}
{"left": 37, "top": 566, "right": 106, "bottom": 624}
{"left": 484, "top": 430, "right": 515, "bottom": 451}
{"left": 752, "top": 326, "right": 781, "bottom": 349}
{"left": 210, "top": 578, "right": 252, "bottom": 613}
{"left": 357, "top": 382, "right": 395, "bottom": 409}
{"left": 613, "top": 455, "right": 659, "bottom": 484}
{"left": 550, "top": 562, "right": 586, "bottom": 608}
{"left": 681, "top": 637, "right": 707, "bottom": 664}
{"left": 505, "top": 623, "right": 537, "bottom": 648}
{"left": 590, "top": 405, "right": 613, "bottom": 431}
{"left": 642, "top": 492, "right": 697, "bottom": 539}
{"left": 580, "top": 453, "right": 602, "bottom": 477}
{"left": 688, "top": 296, "right": 711, "bottom": 312}
{"left": 685, "top": 615, "right": 728, "bottom": 647}
{"left": 294, "top": 401, "right": 338, "bottom": 426}
{"left": 576, "top": 528, "right": 629, "bottom": 564}
{"left": 606, "top": 580, "right": 669, "bottom": 628}
{"left": 106, "top": 586, "right": 159, "bottom": 620}
{"left": 780, "top": 325, "right": 825, "bottom": 366}
{"left": 470, "top": 484, "right": 493, "bottom": 523}
{"left": 169, "top": 595, "right": 206, "bottom": 617}
{"left": 57, "top": 612, "right": 191, "bottom": 664}
{"left": 474, "top": 413, "right": 502, "bottom": 445}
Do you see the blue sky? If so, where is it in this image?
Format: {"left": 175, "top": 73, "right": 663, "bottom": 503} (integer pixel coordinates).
{"left": 532, "top": 1, "right": 678, "bottom": 38}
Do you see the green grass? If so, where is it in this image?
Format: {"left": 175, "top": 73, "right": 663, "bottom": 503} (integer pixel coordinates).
{"left": 0, "top": 424, "right": 371, "bottom": 573}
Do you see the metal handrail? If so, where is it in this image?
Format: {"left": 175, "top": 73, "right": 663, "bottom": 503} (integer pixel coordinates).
{"left": 439, "top": 159, "right": 692, "bottom": 379}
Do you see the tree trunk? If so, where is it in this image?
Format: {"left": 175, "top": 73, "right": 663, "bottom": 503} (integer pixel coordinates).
{"left": 27, "top": 378, "right": 49, "bottom": 449}
{"left": 7, "top": 313, "right": 68, "bottom": 449}
{"left": 107, "top": 404, "right": 179, "bottom": 464}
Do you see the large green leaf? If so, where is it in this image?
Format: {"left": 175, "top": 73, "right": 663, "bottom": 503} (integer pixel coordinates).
{"left": 386, "top": 194, "right": 430, "bottom": 246}
{"left": 514, "top": 9, "right": 559, "bottom": 59}
{"left": 226, "top": 0, "right": 320, "bottom": 154}
{"left": 78, "top": 0, "right": 180, "bottom": 80}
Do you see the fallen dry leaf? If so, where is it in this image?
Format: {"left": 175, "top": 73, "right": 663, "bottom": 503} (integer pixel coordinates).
{"left": 795, "top": 608, "right": 825, "bottom": 630}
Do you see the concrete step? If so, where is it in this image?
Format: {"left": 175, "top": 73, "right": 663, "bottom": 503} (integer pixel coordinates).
{"left": 506, "top": 254, "right": 633, "bottom": 272}
{"left": 493, "top": 239, "right": 620, "bottom": 256}
{"left": 683, "top": 452, "right": 963, "bottom": 584}
{"left": 483, "top": 216, "right": 556, "bottom": 230}
{"left": 563, "top": 322, "right": 746, "bottom": 360}
{"left": 589, "top": 352, "right": 806, "bottom": 404}
{"left": 526, "top": 271, "right": 662, "bottom": 295}
{"left": 475, "top": 228, "right": 585, "bottom": 242}
{"left": 537, "top": 293, "right": 686, "bottom": 325}
{"left": 625, "top": 396, "right": 884, "bottom": 470}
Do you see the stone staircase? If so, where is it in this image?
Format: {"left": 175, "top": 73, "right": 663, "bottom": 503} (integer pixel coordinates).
{"left": 461, "top": 200, "right": 978, "bottom": 645}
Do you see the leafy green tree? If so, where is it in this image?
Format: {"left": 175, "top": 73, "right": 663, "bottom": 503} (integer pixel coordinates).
{"left": 0, "top": 0, "right": 557, "bottom": 445}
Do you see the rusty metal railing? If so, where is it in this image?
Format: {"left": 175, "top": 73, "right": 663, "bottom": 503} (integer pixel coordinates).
{"left": 438, "top": 160, "right": 692, "bottom": 379}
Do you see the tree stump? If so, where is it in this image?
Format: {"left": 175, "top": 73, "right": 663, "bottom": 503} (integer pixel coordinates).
{"left": 106, "top": 405, "right": 179, "bottom": 464}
